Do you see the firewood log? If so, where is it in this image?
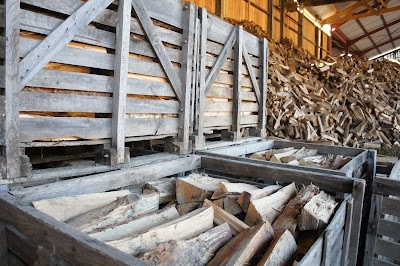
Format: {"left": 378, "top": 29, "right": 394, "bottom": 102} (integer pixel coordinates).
{"left": 257, "top": 230, "right": 297, "bottom": 266}
{"left": 223, "top": 195, "right": 242, "bottom": 216}
{"left": 143, "top": 178, "right": 176, "bottom": 204}
{"left": 212, "top": 182, "right": 259, "bottom": 200}
{"left": 265, "top": 147, "right": 295, "bottom": 160}
{"left": 237, "top": 185, "right": 282, "bottom": 212}
{"left": 176, "top": 202, "right": 201, "bottom": 215}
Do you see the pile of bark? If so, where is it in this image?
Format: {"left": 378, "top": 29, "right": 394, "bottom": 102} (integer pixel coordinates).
{"left": 33, "top": 174, "right": 338, "bottom": 265}
{"left": 225, "top": 18, "right": 400, "bottom": 149}
{"left": 249, "top": 146, "right": 352, "bottom": 169}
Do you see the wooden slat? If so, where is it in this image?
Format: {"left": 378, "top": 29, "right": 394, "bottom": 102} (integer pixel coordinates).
{"left": 0, "top": 36, "right": 5, "bottom": 59}
{"left": 232, "top": 27, "right": 243, "bottom": 140}
{"left": 242, "top": 43, "right": 261, "bottom": 104}
{"left": 206, "top": 40, "right": 259, "bottom": 66}
{"left": 205, "top": 54, "right": 258, "bottom": 77}
{"left": 378, "top": 219, "right": 400, "bottom": 239}
{"left": 205, "top": 101, "right": 258, "bottom": 112}
{"left": 200, "top": 140, "right": 274, "bottom": 157}
{"left": 389, "top": 160, "right": 400, "bottom": 179}
{"left": 381, "top": 197, "right": 400, "bottom": 217}
{"left": 208, "top": 86, "right": 257, "bottom": 101}
{"left": 299, "top": 235, "right": 323, "bottom": 265}
{"left": 364, "top": 194, "right": 383, "bottom": 265}
{"left": 0, "top": 5, "right": 4, "bottom": 28}
{"left": 20, "top": 9, "right": 182, "bottom": 64}
{"left": 204, "top": 115, "right": 258, "bottom": 128}
{"left": 10, "top": 155, "right": 201, "bottom": 203}
{"left": 27, "top": 70, "right": 176, "bottom": 97}
{"left": 349, "top": 179, "right": 365, "bottom": 265}
{"left": 0, "top": 66, "right": 4, "bottom": 88}
{"left": 0, "top": 193, "right": 147, "bottom": 266}
{"left": 19, "top": 0, "right": 115, "bottom": 88}
{"left": 340, "top": 199, "right": 353, "bottom": 265}
{"left": 0, "top": 222, "right": 6, "bottom": 265}
{"left": 19, "top": 92, "right": 179, "bottom": 114}
{"left": 373, "top": 258, "right": 399, "bottom": 265}
{"left": 340, "top": 150, "right": 368, "bottom": 175}
{"left": 19, "top": 117, "right": 178, "bottom": 143}
{"left": 329, "top": 230, "right": 344, "bottom": 266}
{"left": 375, "top": 239, "right": 400, "bottom": 262}
{"left": 257, "top": 38, "right": 268, "bottom": 138}
{"left": 131, "top": 0, "right": 183, "bottom": 102}
{"left": 375, "top": 177, "right": 400, "bottom": 197}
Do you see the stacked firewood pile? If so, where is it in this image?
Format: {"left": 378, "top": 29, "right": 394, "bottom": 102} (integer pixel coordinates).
{"left": 33, "top": 174, "right": 338, "bottom": 265}
{"left": 225, "top": 18, "right": 400, "bottom": 149}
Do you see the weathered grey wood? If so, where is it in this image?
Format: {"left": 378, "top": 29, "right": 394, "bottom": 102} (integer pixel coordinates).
{"left": 373, "top": 258, "right": 399, "bottom": 265}
{"left": 298, "top": 235, "right": 323, "bottom": 265}
{"left": 257, "top": 38, "right": 268, "bottom": 138}
{"left": 349, "top": 179, "right": 365, "bottom": 266}
{"left": 329, "top": 230, "right": 344, "bottom": 266}
{"left": 375, "top": 239, "right": 400, "bottom": 262}
{"left": 0, "top": 66, "right": 5, "bottom": 87}
{"left": 381, "top": 197, "right": 400, "bottom": 217}
{"left": 19, "top": 92, "right": 179, "bottom": 114}
{"left": 205, "top": 101, "right": 258, "bottom": 112}
{"left": 363, "top": 194, "right": 383, "bottom": 266}
{"left": 206, "top": 40, "right": 259, "bottom": 66}
{"left": 131, "top": 0, "right": 183, "bottom": 102}
{"left": 204, "top": 115, "right": 258, "bottom": 128}
{"left": 27, "top": 70, "right": 176, "bottom": 97}
{"left": 0, "top": 222, "right": 7, "bottom": 266}
{"left": 0, "top": 193, "right": 146, "bottom": 266}
{"left": 242, "top": 43, "right": 260, "bottom": 104}
{"left": 374, "top": 177, "right": 400, "bottom": 197}
{"left": 205, "top": 28, "right": 236, "bottom": 94}
{"left": 19, "top": 117, "right": 178, "bottom": 143}
{"left": 111, "top": 0, "right": 132, "bottom": 163}
{"left": 378, "top": 219, "right": 400, "bottom": 239}
{"left": 199, "top": 140, "right": 274, "bottom": 157}
{"left": 0, "top": 37, "right": 5, "bottom": 60}
{"left": 340, "top": 150, "right": 368, "bottom": 175}
{"left": 4, "top": 0, "right": 21, "bottom": 179}
{"left": 0, "top": 5, "right": 4, "bottom": 28}
{"left": 389, "top": 160, "right": 400, "bottom": 179}
{"left": 7, "top": 252, "right": 25, "bottom": 266}
{"left": 10, "top": 155, "right": 201, "bottom": 203}
{"left": 231, "top": 26, "right": 243, "bottom": 140}
{"left": 341, "top": 198, "right": 353, "bottom": 266}
{"left": 209, "top": 85, "right": 257, "bottom": 101}
{"left": 19, "top": 0, "right": 114, "bottom": 88}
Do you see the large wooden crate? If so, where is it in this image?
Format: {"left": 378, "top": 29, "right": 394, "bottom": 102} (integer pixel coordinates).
{"left": 191, "top": 7, "right": 268, "bottom": 149}
{"left": 197, "top": 139, "right": 376, "bottom": 265}
{"left": 364, "top": 160, "right": 400, "bottom": 265}
{"left": 1, "top": 0, "right": 198, "bottom": 179}
{"left": 0, "top": 154, "right": 359, "bottom": 265}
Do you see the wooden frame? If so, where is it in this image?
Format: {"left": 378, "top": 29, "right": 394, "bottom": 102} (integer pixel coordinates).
{"left": 364, "top": 160, "right": 400, "bottom": 266}
{"left": 0, "top": 153, "right": 357, "bottom": 265}
{"left": 1, "top": 0, "right": 198, "bottom": 178}
{"left": 198, "top": 139, "right": 376, "bottom": 265}
{"left": 193, "top": 9, "right": 268, "bottom": 149}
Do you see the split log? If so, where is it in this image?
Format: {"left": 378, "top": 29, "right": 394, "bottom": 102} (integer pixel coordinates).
{"left": 245, "top": 183, "right": 297, "bottom": 226}
{"left": 297, "top": 231, "right": 319, "bottom": 257}
{"left": 212, "top": 182, "right": 259, "bottom": 200}
{"left": 66, "top": 193, "right": 159, "bottom": 234}
{"left": 143, "top": 178, "right": 176, "bottom": 204}
{"left": 223, "top": 195, "right": 242, "bottom": 216}
{"left": 32, "top": 190, "right": 131, "bottom": 221}
{"left": 89, "top": 207, "right": 180, "bottom": 242}
{"left": 107, "top": 207, "right": 214, "bottom": 256}
{"left": 265, "top": 147, "right": 295, "bottom": 160}
{"left": 257, "top": 230, "right": 297, "bottom": 266}
{"left": 208, "top": 222, "right": 274, "bottom": 266}
{"left": 212, "top": 198, "right": 224, "bottom": 208}
{"left": 270, "top": 149, "right": 299, "bottom": 163}
{"left": 272, "top": 184, "right": 319, "bottom": 236}
{"left": 249, "top": 151, "right": 267, "bottom": 160}
{"left": 138, "top": 223, "right": 232, "bottom": 266}
{"left": 237, "top": 185, "right": 282, "bottom": 212}
{"left": 203, "top": 199, "right": 249, "bottom": 236}
{"left": 280, "top": 149, "right": 318, "bottom": 163}
{"left": 176, "top": 202, "right": 201, "bottom": 215}
{"left": 176, "top": 174, "right": 228, "bottom": 204}
{"left": 298, "top": 191, "right": 338, "bottom": 231}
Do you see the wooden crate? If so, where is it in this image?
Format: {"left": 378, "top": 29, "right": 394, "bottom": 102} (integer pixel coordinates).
{"left": 0, "top": 153, "right": 359, "bottom": 265}
{"left": 191, "top": 7, "right": 268, "bottom": 149}
{"left": 198, "top": 139, "right": 376, "bottom": 265}
{"left": 1, "top": 0, "right": 197, "bottom": 179}
{"left": 364, "top": 160, "right": 400, "bottom": 265}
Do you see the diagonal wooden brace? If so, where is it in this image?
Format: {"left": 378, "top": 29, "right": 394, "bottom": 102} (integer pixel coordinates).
{"left": 242, "top": 43, "right": 261, "bottom": 105}
{"left": 19, "top": 0, "right": 114, "bottom": 90}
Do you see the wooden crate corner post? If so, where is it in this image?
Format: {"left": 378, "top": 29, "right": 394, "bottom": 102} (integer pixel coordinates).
{"left": 0, "top": 222, "right": 7, "bottom": 265}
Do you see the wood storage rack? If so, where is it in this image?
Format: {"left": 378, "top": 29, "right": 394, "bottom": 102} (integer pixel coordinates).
{"left": 0, "top": 153, "right": 361, "bottom": 265}
{"left": 364, "top": 160, "right": 400, "bottom": 265}
{"left": 198, "top": 139, "right": 377, "bottom": 265}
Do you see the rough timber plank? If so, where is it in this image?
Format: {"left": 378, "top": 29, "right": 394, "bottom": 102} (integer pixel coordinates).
{"left": 0, "top": 222, "right": 6, "bottom": 265}
{"left": 131, "top": 0, "right": 183, "bottom": 102}
{"left": 0, "top": 193, "right": 146, "bottom": 266}
{"left": 0, "top": 37, "right": 4, "bottom": 59}
{"left": 19, "top": 0, "right": 115, "bottom": 88}
{"left": 378, "top": 219, "right": 400, "bottom": 240}
{"left": 242, "top": 43, "right": 260, "bottom": 104}
{"left": 381, "top": 197, "right": 400, "bottom": 217}
{"left": 232, "top": 27, "right": 243, "bottom": 140}
{"left": 374, "top": 177, "right": 400, "bottom": 197}
{"left": 19, "top": 117, "right": 178, "bottom": 143}
{"left": 5, "top": 0, "right": 21, "bottom": 178}
{"left": 27, "top": 70, "right": 176, "bottom": 97}
{"left": 257, "top": 38, "right": 267, "bottom": 138}
{"left": 364, "top": 194, "right": 383, "bottom": 265}
{"left": 199, "top": 140, "right": 274, "bottom": 157}
{"left": 204, "top": 115, "right": 258, "bottom": 128}
{"left": 0, "top": 5, "right": 4, "bottom": 28}
{"left": 10, "top": 155, "right": 201, "bottom": 203}
{"left": 299, "top": 235, "right": 323, "bottom": 265}
{"left": 375, "top": 239, "right": 400, "bottom": 262}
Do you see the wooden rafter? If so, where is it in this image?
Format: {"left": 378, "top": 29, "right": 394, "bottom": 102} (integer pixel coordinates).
{"left": 323, "top": 0, "right": 400, "bottom": 24}
{"left": 361, "top": 33, "right": 400, "bottom": 55}
{"left": 356, "top": 19, "right": 381, "bottom": 55}
{"left": 380, "top": 15, "right": 395, "bottom": 48}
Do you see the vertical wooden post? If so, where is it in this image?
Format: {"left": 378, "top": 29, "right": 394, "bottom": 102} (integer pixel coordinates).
{"left": 5, "top": 0, "right": 21, "bottom": 179}
{"left": 341, "top": 197, "right": 353, "bottom": 265}
{"left": 0, "top": 222, "right": 7, "bottom": 265}
{"left": 315, "top": 28, "right": 320, "bottom": 58}
{"left": 268, "top": 0, "right": 273, "bottom": 37}
{"left": 298, "top": 12, "right": 303, "bottom": 48}
{"left": 280, "top": 0, "right": 285, "bottom": 42}
{"left": 176, "top": 2, "right": 196, "bottom": 154}
{"left": 194, "top": 8, "right": 208, "bottom": 149}
{"left": 257, "top": 38, "right": 267, "bottom": 138}
{"left": 231, "top": 26, "right": 243, "bottom": 141}
{"left": 363, "top": 194, "right": 382, "bottom": 266}
{"left": 111, "top": 0, "right": 131, "bottom": 164}
{"left": 349, "top": 179, "right": 365, "bottom": 266}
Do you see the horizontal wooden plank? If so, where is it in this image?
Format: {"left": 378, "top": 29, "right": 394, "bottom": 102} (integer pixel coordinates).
{"left": 373, "top": 258, "right": 399, "bottom": 265}
{"left": 378, "top": 219, "right": 400, "bottom": 240}
{"left": 200, "top": 140, "right": 274, "bottom": 156}
{"left": 375, "top": 239, "right": 400, "bottom": 262}
{"left": 0, "top": 36, "right": 5, "bottom": 59}
{"left": 200, "top": 156, "right": 356, "bottom": 193}
{"left": 27, "top": 70, "right": 176, "bottom": 97}
{"left": 21, "top": 0, "right": 184, "bottom": 47}
{"left": 205, "top": 100, "right": 259, "bottom": 112}
{"left": 374, "top": 177, "right": 400, "bottom": 197}
{"left": 0, "top": 95, "right": 4, "bottom": 114}
{"left": 19, "top": 92, "right": 179, "bottom": 114}
{"left": 0, "top": 193, "right": 147, "bottom": 266}
{"left": 381, "top": 197, "right": 400, "bottom": 217}
{"left": 0, "top": 94, "right": 4, "bottom": 145}
{"left": 211, "top": 69, "right": 253, "bottom": 88}
{"left": 206, "top": 41, "right": 259, "bottom": 66}
{"left": 21, "top": 38, "right": 177, "bottom": 79}
{"left": 204, "top": 115, "right": 258, "bottom": 127}
{"left": 19, "top": 117, "right": 178, "bottom": 142}
{"left": 208, "top": 86, "right": 257, "bottom": 102}
{"left": 206, "top": 54, "right": 259, "bottom": 77}
{"left": 0, "top": 66, "right": 4, "bottom": 88}
{"left": 340, "top": 150, "right": 368, "bottom": 175}
{"left": 0, "top": 5, "right": 4, "bottom": 28}
{"left": 11, "top": 155, "right": 201, "bottom": 203}
{"left": 20, "top": 10, "right": 182, "bottom": 63}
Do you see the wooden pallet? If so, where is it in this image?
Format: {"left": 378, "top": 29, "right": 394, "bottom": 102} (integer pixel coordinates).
{"left": 364, "top": 160, "right": 400, "bottom": 265}
{"left": 0, "top": 153, "right": 358, "bottom": 265}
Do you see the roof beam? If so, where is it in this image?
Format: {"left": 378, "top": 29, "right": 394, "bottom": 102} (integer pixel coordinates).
{"left": 355, "top": 19, "right": 381, "bottom": 54}
{"left": 380, "top": 15, "right": 395, "bottom": 48}
{"left": 348, "top": 17, "right": 400, "bottom": 45}
{"left": 360, "top": 34, "right": 400, "bottom": 55}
